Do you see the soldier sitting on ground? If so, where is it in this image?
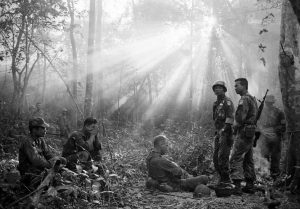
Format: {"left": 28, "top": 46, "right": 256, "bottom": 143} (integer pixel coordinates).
{"left": 146, "top": 135, "right": 210, "bottom": 194}
{"left": 18, "top": 117, "right": 66, "bottom": 189}
{"left": 62, "top": 117, "right": 102, "bottom": 170}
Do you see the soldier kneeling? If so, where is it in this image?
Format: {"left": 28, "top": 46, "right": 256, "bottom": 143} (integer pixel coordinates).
{"left": 145, "top": 135, "right": 210, "bottom": 195}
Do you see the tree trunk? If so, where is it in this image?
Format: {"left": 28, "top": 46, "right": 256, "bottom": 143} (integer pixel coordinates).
{"left": 11, "top": 14, "right": 25, "bottom": 110}
{"left": 279, "top": 0, "right": 300, "bottom": 186}
{"left": 189, "top": 0, "right": 194, "bottom": 127}
{"left": 67, "top": 0, "right": 79, "bottom": 126}
{"left": 289, "top": 0, "right": 300, "bottom": 24}
{"left": 96, "top": 0, "right": 103, "bottom": 119}
{"left": 84, "top": 0, "right": 96, "bottom": 117}
{"left": 42, "top": 44, "right": 46, "bottom": 104}
{"left": 147, "top": 75, "right": 152, "bottom": 104}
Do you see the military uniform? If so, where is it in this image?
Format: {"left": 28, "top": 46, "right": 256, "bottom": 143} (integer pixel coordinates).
{"left": 58, "top": 110, "right": 71, "bottom": 138}
{"left": 18, "top": 136, "right": 53, "bottom": 175}
{"left": 213, "top": 95, "right": 234, "bottom": 183}
{"left": 258, "top": 101, "right": 285, "bottom": 177}
{"left": 230, "top": 92, "right": 258, "bottom": 183}
{"left": 62, "top": 129, "right": 102, "bottom": 169}
{"left": 146, "top": 150, "right": 208, "bottom": 192}
{"left": 32, "top": 109, "right": 44, "bottom": 118}
{"left": 18, "top": 135, "right": 53, "bottom": 188}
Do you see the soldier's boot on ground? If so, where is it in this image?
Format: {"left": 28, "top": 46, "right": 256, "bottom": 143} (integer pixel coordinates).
{"left": 218, "top": 175, "right": 232, "bottom": 186}
{"left": 242, "top": 181, "right": 255, "bottom": 194}
{"left": 231, "top": 179, "right": 243, "bottom": 196}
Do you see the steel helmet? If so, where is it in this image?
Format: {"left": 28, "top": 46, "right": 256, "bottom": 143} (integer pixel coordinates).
{"left": 212, "top": 81, "right": 227, "bottom": 92}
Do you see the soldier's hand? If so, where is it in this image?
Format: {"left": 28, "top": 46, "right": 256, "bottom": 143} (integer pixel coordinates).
{"left": 223, "top": 123, "right": 232, "bottom": 135}
{"left": 78, "top": 151, "right": 90, "bottom": 162}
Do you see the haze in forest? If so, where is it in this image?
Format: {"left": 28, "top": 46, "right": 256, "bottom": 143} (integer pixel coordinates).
{"left": 0, "top": 0, "right": 283, "bottom": 125}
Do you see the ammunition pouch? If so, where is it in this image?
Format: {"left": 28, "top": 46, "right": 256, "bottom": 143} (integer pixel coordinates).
{"left": 243, "top": 125, "right": 256, "bottom": 139}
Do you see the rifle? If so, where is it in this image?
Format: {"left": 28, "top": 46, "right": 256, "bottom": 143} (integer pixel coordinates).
{"left": 253, "top": 89, "right": 269, "bottom": 147}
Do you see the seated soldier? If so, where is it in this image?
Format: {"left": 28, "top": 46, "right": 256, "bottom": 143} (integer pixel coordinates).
{"left": 146, "top": 135, "right": 209, "bottom": 192}
{"left": 18, "top": 117, "right": 65, "bottom": 188}
{"left": 62, "top": 117, "right": 102, "bottom": 170}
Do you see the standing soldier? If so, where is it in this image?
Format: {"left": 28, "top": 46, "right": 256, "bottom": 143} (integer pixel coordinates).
{"left": 257, "top": 95, "right": 286, "bottom": 179}
{"left": 32, "top": 102, "right": 44, "bottom": 118}
{"left": 212, "top": 81, "right": 235, "bottom": 186}
{"left": 58, "top": 108, "right": 71, "bottom": 140}
{"left": 230, "top": 78, "right": 258, "bottom": 195}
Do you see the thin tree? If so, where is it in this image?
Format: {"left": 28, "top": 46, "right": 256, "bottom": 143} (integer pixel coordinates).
{"left": 84, "top": 0, "right": 96, "bottom": 117}
{"left": 67, "top": 0, "right": 79, "bottom": 125}
{"left": 96, "top": 0, "right": 103, "bottom": 119}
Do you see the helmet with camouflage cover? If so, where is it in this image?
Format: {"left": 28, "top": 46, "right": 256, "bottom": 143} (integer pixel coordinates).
{"left": 29, "top": 117, "right": 49, "bottom": 128}
{"left": 212, "top": 81, "right": 227, "bottom": 92}
{"left": 265, "top": 95, "right": 276, "bottom": 103}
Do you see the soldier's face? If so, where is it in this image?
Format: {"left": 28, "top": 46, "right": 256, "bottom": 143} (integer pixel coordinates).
{"left": 213, "top": 86, "right": 225, "bottom": 96}
{"left": 33, "top": 126, "right": 46, "bottom": 137}
{"left": 234, "top": 81, "right": 244, "bottom": 94}
{"left": 160, "top": 139, "right": 169, "bottom": 155}
{"left": 85, "top": 123, "right": 98, "bottom": 135}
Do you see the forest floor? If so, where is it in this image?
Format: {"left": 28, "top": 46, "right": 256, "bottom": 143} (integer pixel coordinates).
{"left": 0, "top": 121, "right": 300, "bottom": 209}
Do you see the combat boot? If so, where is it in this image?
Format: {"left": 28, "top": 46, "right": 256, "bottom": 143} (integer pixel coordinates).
{"left": 242, "top": 181, "right": 255, "bottom": 194}
{"left": 218, "top": 175, "right": 232, "bottom": 186}
{"left": 231, "top": 179, "right": 242, "bottom": 196}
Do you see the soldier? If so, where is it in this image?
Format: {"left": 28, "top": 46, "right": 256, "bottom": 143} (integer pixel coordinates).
{"left": 257, "top": 95, "right": 286, "bottom": 179}
{"left": 32, "top": 102, "right": 44, "bottom": 118}
{"left": 146, "top": 135, "right": 209, "bottom": 192}
{"left": 18, "top": 117, "right": 66, "bottom": 188}
{"left": 212, "top": 81, "right": 234, "bottom": 186}
{"left": 230, "top": 78, "right": 258, "bottom": 195}
{"left": 62, "top": 117, "right": 102, "bottom": 170}
{"left": 58, "top": 108, "right": 71, "bottom": 140}
{"left": 28, "top": 105, "right": 36, "bottom": 119}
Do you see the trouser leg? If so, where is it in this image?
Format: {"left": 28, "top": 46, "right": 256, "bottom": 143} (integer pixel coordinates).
{"left": 180, "top": 175, "right": 209, "bottom": 192}
{"left": 213, "top": 133, "right": 220, "bottom": 176}
{"left": 218, "top": 133, "right": 233, "bottom": 183}
{"left": 270, "top": 139, "right": 281, "bottom": 177}
{"left": 243, "top": 145, "right": 256, "bottom": 182}
{"left": 230, "top": 134, "right": 254, "bottom": 181}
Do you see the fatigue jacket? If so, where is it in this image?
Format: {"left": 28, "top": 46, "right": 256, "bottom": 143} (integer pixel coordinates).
{"left": 146, "top": 150, "right": 187, "bottom": 183}
{"left": 259, "top": 106, "right": 285, "bottom": 129}
{"left": 213, "top": 95, "right": 235, "bottom": 130}
{"left": 62, "top": 129, "right": 102, "bottom": 159}
{"left": 18, "top": 136, "right": 53, "bottom": 175}
{"left": 235, "top": 92, "right": 258, "bottom": 128}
